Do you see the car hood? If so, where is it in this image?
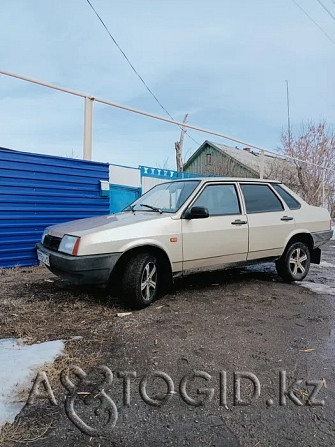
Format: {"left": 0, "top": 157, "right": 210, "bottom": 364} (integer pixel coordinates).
{"left": 47, "top": 212, "right": 171, "bottom": 238}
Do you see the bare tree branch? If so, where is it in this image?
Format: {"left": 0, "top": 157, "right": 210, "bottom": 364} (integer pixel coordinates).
{"left": 280, "top": 120, "right": 335, "bottom": 212}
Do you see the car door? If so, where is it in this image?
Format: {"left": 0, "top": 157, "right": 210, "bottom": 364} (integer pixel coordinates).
{"left": 182, "top": 183, "right": 249, "bottom": 270}
{"left": 239, "top": 183, "right": 296, "bottom": 260}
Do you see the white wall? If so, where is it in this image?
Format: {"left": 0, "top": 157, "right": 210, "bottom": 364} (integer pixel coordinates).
{"left": 109, "top": 164, "right": 141, "bottom": 188}
{"left": 109, "top": 164, "right": 174, "bottom": 193}
{"left": 141, "top": 176, "right": 168, "bottom": 193}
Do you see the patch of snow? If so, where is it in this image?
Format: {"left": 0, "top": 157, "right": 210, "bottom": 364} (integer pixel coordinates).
{"left": 0, "top": 338, "right": 64, "bottom": 431}
{"left": 296, "top": 281, "right": 335, "bottom": 296}
{"left": 315, "top": 261, "right": 335, "bottom": 268}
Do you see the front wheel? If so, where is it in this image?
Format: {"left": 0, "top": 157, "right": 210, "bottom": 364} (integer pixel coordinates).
{"left": 121, "top": 252, "right": 160, "bottom": 309}
{"left": 276, "top": 242, "right": 310, "bottom": 282}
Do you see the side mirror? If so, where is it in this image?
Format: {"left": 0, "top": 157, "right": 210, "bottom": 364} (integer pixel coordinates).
{"left": 184, "top": 206, "right": 209, "bottom": 219}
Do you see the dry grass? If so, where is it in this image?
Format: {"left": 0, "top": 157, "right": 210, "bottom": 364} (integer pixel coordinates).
{"left": 15, "top": 341, "right": 104, "bottom": 407}
{"left": 3, "top": 342, "right": 103, "bottom": 447}
{"left": 0, "top": 265, "right": 119, "bottom": 445}
{"left": 0, "top": 265, "right": 121, "bottom": 344}
{"left": 0, "top": 418, "right": 53, "bottom": 446}
{"left": 0, "top": 266, "right": 39, "bottom": 277}
{"left": 38, "top": 343, "right": 103, "bottom": 390}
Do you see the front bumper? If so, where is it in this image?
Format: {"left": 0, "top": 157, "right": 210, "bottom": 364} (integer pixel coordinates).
{"left": 36, "top": 243, "right": 122, "bottom": 285}
{"left": 311, "top": 230, "right": 333, "bottom": 248}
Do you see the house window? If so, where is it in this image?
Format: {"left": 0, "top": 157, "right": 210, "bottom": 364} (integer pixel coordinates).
{"left": 206, "top": 153, "right": 212, "bottom": 165}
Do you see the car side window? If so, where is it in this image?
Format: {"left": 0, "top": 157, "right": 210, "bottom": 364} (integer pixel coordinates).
{"left": 241, "top": 184, "right": 284, "bottom": 213}
{"left": 192, "top": 184, "right": 241, "bottom": 216}
{"left": 272, "top": 184, "right": 301, "bottom": 210}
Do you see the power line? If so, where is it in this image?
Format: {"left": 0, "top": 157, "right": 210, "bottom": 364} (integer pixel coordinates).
{"left": 84, "top": 0, "right": 200, "bottom": 146}
{"left": 1, "top": 68, "right": 335, "bottom": 173}
{"left": 292, "top": 0, "right": 335, "bottom": 45}
{"left": 316, "top": 0, "right": 335, "bottom": 22}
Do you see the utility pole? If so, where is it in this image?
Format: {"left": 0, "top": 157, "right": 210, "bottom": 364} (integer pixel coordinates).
{"left": 285, "top": 80, "right": 291, "bottom": 149}
{"left": 83, "top": 96, "right": 94, "bottom": 160}
{"left": 175, "top": 113, "right": 188, "bottom": 172}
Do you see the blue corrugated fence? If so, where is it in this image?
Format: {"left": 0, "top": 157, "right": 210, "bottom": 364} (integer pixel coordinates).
{"left": 0, "top": 147, "right": 109, "bottom": 268}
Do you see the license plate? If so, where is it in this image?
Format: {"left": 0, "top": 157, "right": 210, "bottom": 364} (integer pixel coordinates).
{"left": 37, "top": 249, "right": 50, "bottom": 267}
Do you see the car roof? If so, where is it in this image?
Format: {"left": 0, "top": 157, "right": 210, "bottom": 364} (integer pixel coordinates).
{"left": 170, "top": 177, "right": 281, "bottom": 183}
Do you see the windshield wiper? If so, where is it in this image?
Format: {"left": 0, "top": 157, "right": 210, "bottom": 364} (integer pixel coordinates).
{"left": 124, "top": 204, "right": 135, "bottom": 214}
{"left": 140, "top": 203, "right": 162, "bottom": 214}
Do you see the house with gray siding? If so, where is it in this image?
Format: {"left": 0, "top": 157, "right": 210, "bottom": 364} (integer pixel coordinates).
{"left": 183, "top": 141, "right": 296, "bottom": 186}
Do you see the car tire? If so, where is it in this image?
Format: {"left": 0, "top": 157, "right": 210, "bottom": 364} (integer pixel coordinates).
{"left": 275, "top": 241, "right": 311, "bottom": 282}
{"left": 121, "top": 252, "right": 160, "bottom": 309}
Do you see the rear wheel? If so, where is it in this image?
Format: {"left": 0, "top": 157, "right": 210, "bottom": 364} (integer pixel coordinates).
{"left": 276, "top": 241, "right": 310, "bottom": 282}
{"left": 121, "top": 252, "right": 160, "bottom": 309}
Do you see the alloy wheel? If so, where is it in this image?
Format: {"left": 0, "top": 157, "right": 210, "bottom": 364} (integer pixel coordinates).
{"left": 140, "top": 262, "right": 157, "bottom": 301}
{"left": 289, "top": 247, "right": 308, "bottom": 277}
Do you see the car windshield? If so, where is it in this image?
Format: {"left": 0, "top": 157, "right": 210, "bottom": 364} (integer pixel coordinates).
{"left": 124, "top": 180, "right": 200, "bottom": 213}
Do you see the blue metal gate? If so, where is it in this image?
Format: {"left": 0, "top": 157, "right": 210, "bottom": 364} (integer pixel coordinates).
{"left": 109, "top": 184, "right": 141, "bottom": 214}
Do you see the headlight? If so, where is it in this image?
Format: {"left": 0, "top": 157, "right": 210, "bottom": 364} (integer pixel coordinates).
{"left": 41, "top": 229, "right": 48, "bottom": 244}
{"left": 59, "top": 235, "right": 80, "bottom": 255}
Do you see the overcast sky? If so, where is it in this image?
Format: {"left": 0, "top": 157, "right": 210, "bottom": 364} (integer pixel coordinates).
{"left": 0, "top": 0, "right": 334, "bottom": 169}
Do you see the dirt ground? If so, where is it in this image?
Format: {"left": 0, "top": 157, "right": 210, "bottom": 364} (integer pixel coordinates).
{"left": 1, "top": 242, "right": 335, "bottom": 447}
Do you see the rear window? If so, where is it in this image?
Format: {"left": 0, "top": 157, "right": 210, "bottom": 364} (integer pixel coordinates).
{"left": 272, "top": 184, "right": 301, "bottom": 210}
{"left": 241, "top": 184, "right": 284, "bottom": 213}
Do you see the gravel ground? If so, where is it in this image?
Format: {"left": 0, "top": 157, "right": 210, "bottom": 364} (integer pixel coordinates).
{"left": 1, "top": 242, "right": 335, "bottom": 446}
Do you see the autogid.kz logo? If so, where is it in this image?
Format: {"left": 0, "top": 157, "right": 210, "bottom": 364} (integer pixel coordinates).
{"left": 26, "top": 364, "right": 326, "bottom": 437}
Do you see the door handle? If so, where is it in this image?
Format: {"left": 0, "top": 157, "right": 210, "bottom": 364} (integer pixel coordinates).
{"left": 281, "top": 216, "right": 294, "bottom": 221}
{"left": 231, "top": 219, "right": 248, "bottom": 225}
